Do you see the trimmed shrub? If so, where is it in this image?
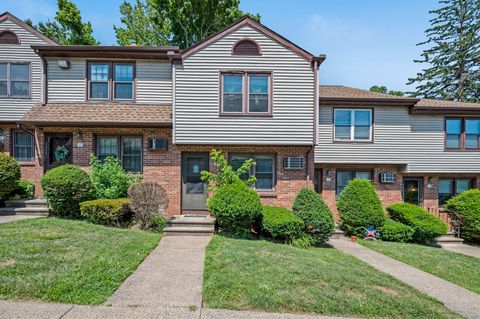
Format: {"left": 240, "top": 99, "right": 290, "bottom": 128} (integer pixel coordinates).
{"left": 128, "top": 182, "right": 168, "bottom": 230}
{"left": 0, "top": 153, "right": 20, "bottom": 201}
{"left": 80, "top": 198, "right": 132, "bottom": 226}
{"left": 261, "top": 206, "right": 304, "bottom": 242}
{"left": 445, "top": 189, "right": 480, "bottom": 243}
{"left": 14, "top": 179, "right": 35, "bottom": 199}
{"left": 41, "top": 164, "right": 94, "bottom": 217}
{"left": 90, "top": 155, "right": 141, "bottom": 199}
{"left": 380, "top": 219, "right": 414, "bottom": 242}
{"left": 387, "top": 203, "right": 448, "bottom": 243}
{"left": 337, "top": 179, "right": 386, "bottom": 236}
{"left": 208, "top": 180, "right": 262, "bottom": 234}
{"left": 291, "top": 188, "right": 335, "bottom": 245}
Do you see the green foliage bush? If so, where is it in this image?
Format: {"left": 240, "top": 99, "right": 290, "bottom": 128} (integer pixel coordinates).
{"left": 337, "top": 179, "right": 386, "bottom": 236}
{"left": 387, "top": 203, "right": 448, "bottom": 244}
{"left": 208, "top": 180, "right": 262, "bottom": 234}
{"left": 291, "top": 188, "right": 335, "bottom": 245}
{"left": 80, "top": 198, "right": 132, "bottom": 226}
{"left": 289, "top": 234, "right": 312, "bottom": 248}
{"left": 0, "top": 153, "right": 21, "bottom": 201}
{"left": 14, "top": 179, "right": 35, "bottom": 199}
{"left": 379, "top": 219, "right": 414, "bottom": 242}
{"left": 41, "top": 164, "right": 94, "bottom": 217}
{"left": 151, "top": 214, "right": 167, "bottom": 233}
{"left": 90, "top": 155, "right": 141, "bottom": 199}
{"left": 261, "top": 206, "right": 304, "bottom": 242}
{"left": 445, "top": 189, "right": 480, "bottom": 243}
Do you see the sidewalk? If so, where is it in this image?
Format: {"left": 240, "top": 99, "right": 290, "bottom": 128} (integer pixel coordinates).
{"left": 0, "top": 215, "right": 43, "bottom": 224}
{"left": 439, "top": 243, "right": 480, "bottom": 259}
{"left": 329, "top": 238, "right": 480, "bottom": 319}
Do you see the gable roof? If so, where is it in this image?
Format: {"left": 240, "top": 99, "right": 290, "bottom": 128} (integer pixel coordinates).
{"left": 0, "top": 12, "right": 58, "bottom": 45}
{"left": 182, "top": 16, "right": 325, "bottom": 63}
{"left": 319, "top": 85, "right": 418, "bottom": 106}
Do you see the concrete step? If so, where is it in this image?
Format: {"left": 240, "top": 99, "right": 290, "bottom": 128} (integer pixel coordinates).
{"left": 4, "top": 199, "right": 48, "bottom": 208}
{"left": 0, "top": 207, "right": 49, "bottom": 216}
{"left": 164, "top": 226, "right": 215, "bottom": 236}
{"left": 434, "top": 234, "right": 464, "bottom": 244}
{"left": 167, "top": 216, "right": 215, "bottom": 228}
{"left": 330, "top": 227, "right": 346, "bottom": 239}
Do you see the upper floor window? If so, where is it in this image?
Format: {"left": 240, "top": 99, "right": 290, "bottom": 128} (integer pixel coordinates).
{"left": 232, "top": 39, "right": 261, "bottom": 55}
{"left": 446, "top": 117, "right": 480, "bottom": 150}
{"left": 0, "top": 62, "right": 30, "bottom": 98}
{"left": 12, "top": 130, "right": 34, "bottom": 162}
{"left": 221, "top": 72, "right": 271, "bottom": 115}
{"left": 439, "top": 178, "right": 473, "bottom": 205}
{"left": 230, "top": 153, "right": 275, "bottom": 191}
{"left": 334, "top": 109, "right": 372, "bottom": 141}
{"left": 88, "top": 62, "right": 134, "bottom": 101}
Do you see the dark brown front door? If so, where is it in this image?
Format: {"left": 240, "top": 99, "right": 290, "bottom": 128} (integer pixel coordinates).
{"left": 181, "top": 153, "right": 209, "bottom": 212}
{"left": 403, "top": 177, "right": 424, "bottom": 206}
{"left": 44, "top": 134, "right": 73, "bottom": 171}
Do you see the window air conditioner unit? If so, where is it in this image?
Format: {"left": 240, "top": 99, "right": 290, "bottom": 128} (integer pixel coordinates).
{"left": 283, "top": 156, "right": 304, "bottom": 170}
{"left": 380, "top": 172, "right": 395, "bottom": 183}
{"left": 148, "top": 138, "right": 168, "bottom": 150}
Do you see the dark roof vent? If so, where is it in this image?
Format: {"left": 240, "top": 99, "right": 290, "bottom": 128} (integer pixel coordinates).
{"left": 0, "top": 30, "right": 20, "bottom": 44}
{"left": 232, "top": 39, "right": 261, "bottom": 56}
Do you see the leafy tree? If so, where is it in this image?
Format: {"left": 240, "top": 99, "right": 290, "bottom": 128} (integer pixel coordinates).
{"left": 114, "top": 0, "right": 170, "bottom": 46}
{"left": 370, "top": 85, "right": 405, "bottom": 97}
{"left": 407, "top": 0, "right": 480, "bottom": 102}
{"left": 25, "top": 0, "right": 99, "bottom": 45}
{"left": 115, "top": 0, "right": 260, "bottom": 49}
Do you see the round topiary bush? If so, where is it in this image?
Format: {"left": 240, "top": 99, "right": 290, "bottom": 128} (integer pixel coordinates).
{"left": 261, "top": 206, "right": 305, "bottom": 242}
{"left": 0, "top": 152, "right": 21, "bottom": 201}
{"left": 41, "top": 164, "right": 94, "bottom": 217}
{"left": 380, "top": 219, "right": 414, "bottom": 242}
{"left": 291, "top": 188, "right": 335, "bottom": 245}
{"left": 337, "top": 179, "right": 387, "bottom": 236}
{"left": 445, "top": 189, "right": 480, "bottom": 243}
{"left": 208, "top": 180, "right": 262, "bottom": 234}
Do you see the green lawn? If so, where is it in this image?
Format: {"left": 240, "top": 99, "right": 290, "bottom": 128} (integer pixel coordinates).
{"left": 203, "top": 236, "right": 459, "bottom": 318}
{"left": 360, "top": 240, "right": 480, "bottom": 294}
{"left": 0, "top": 218, "right": 160, "bottom": 304}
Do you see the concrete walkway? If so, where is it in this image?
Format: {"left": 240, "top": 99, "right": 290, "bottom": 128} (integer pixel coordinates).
{"left": 0, "top": 215, "right": 44, "bottom": 224}
{"left": 439, "top": 243, "right": 480, "bottom": 259}
{"left": 107, "top": 235, "right": 211, "bottom": 308}
{"left": 329, "top": 238, "right": 480, "bottom": 319}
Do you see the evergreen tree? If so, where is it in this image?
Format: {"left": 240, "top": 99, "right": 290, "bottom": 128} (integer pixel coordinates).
{"left": 408, "top": 0, "right": 480, "bottom": 102}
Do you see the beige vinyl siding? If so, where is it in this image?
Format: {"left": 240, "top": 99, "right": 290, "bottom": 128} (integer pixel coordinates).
{"left": 174, "top": 25, "right": 315, "bottom": 145}
{"left": 0, "top": 19, "right": 49, "bottom": 121}
{"left": 47, "top": 59, "right": 172, "bottom": 104}
{"left": 315, "top": 105, "right": 480, "bottom": 173}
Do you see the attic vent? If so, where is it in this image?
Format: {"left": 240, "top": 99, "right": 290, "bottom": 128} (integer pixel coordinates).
{"left": 232, "top": 39, "right": 261, "bottom": 55}
{"left": 0, "top": 30, "right": 20, "bottom": 44}
{"left": 283, "top": 156, "right": 304, "bottom": 170}
{"left": 380, "top": 172, "right": 396, "bottom": 183}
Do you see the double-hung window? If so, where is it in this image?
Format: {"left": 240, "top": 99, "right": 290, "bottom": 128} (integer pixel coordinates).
{"left": 334, "top": 109, "right": 372, "bottom": 141}
{"left": 221, "top": 72, "right": 271, "bottom": 115}
{"left": 88, "top": 62, "right": 134, "bottom": 101}
{"left": 439, "top": 178, "right": 473, "bottom": 205}
{"left": 336, "top": 170, "right": 372, "bottom": 195}
{"left": 96, "top": 136, "right": 142, "bottom": 172}
{"left": 0, "top": 62, "right": 30, "bottom": 98}
{"left": 12, "top": 130, "right": 34, "bottom": 162}
{"left": 230, "top": 153, "right": 275, "bottom": 191}
{"left": 445, "top": 118, "right": 480, "bottom": 150}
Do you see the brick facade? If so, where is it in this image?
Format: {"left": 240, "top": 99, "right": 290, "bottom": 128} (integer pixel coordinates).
{"left": 0, "top": 124, "right": 314, "bottom": 217}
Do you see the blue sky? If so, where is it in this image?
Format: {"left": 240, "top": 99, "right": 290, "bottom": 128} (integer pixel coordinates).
{"left": 3, "top": 0, "right": 440, "bottom": 91}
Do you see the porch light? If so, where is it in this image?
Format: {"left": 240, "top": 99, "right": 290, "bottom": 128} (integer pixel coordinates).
{"left": 0, "top": 128, "right": 4, "bottom": 142}
{"left": 76, "top": 131, "right": 84, "bottom": 148}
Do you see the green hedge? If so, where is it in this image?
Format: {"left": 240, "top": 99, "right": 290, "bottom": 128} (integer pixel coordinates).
{"left": 0, "top": 152, "right": 20, "bottom": 201}
{"left": 208, "top": 180, "right": 262, "bottom": 234}
{"left": 261, "top": 206, "right": 304, "bottom": 242}
{"left": 291, "top": 188, "right": 335, "bottom": 245}
{"left": 380, "top": 219, "right": 414, "bottom": 242}
{"left": 387, "top": 203, "right": 447, "bottom": 244}
{"left": 337, "top": 179, "right": 386, "bottom": 236}
{"left": 41, "top": 164, "right": 94, "bottom": 217}
{"left": 14, "top": 179, "right": 35, "bottom": 199}
{"left": 445, "top": 189, "right": 480, "bottom": 243}
{"left": 80, "top": 198, "right": 132, "bottom": 226}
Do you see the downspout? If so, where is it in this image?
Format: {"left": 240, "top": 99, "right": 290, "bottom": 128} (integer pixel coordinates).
{"left": 36, "top": 50, "right": 48, "bottom": 106}
{"left": 16, "top": 123, "right": 40, "bottom": 162}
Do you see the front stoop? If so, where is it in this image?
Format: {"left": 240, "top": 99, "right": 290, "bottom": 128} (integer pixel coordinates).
{"left": 0, "top": 199, "right": 49, "bottom": 216}
{"left": 434, "top": 232, "right": 464, "bottom": 245}
{"left": 164, "top": 215, "right": 215, "bottom": 236}
{"left": 329, "top": 226, "right": 345, "bottom": 239}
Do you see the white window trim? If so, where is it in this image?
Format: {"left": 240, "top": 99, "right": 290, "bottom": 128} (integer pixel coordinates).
{"left": 334, "top": 108, "right": 373, "bottom": 142}
{"left": 0, "top": 62, "right": 31, "bottom": 99}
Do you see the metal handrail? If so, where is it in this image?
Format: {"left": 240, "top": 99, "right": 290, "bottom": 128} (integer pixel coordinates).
{"left": 443, "top": 210, "right": 463, "bottom": 238}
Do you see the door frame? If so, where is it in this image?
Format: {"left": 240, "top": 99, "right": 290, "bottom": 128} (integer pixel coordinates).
{"left": 44, "top": 133, "right": 73, "bottom": 172}
{"left": 402, "top": 177, "right": 424, "bottom": 206}
{"left": 181, "top": 152, "right": 209, "bottom": 213}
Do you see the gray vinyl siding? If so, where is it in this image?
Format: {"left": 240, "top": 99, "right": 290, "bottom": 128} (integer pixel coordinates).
{"left": 174, "top": 25, "right": 315, "bottom": 145}
{"left": 0, "top": 19, "right": 49, "bottom": 121}
{"left": 315, "top": 105, "right": 480, "bottom": 173}
{"left": 47, "top": 59, "right": 172, "bottom": 104}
